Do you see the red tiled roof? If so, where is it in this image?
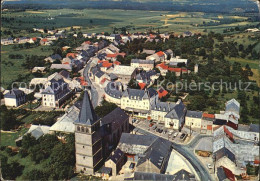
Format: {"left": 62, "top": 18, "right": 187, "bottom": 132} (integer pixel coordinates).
{"left": 102, "top": 62, "right": 113, "bottom": 68}
{"left": 157, "top": 63, "right": 168, "bottom": 70}
{"left": 157, "top": 88, "right": 168, "bottom": 98}
{"left": 66, "top": 53, "right": 77, "bottom": 58}
{"left": 138, "top": 83, "right": 146, "bottom": 90}
{"left": 203, "top": 113, "right": 215, "bottom": 119}
{"left": 113, "top": 61, "right": 121, "bottom": 65}
{"left": 32, "top": 37, "right": 37, "bottom": 41}
{"left": 41, "top": 38, "right": 47, "bottom": 42}
{"left": 223, "top": 167, "right": 235, "bottom": 181}
{"left": 100, "top": 78, "right": 107, "bottom": 84}
{"left": 85, "top": 41, "right": 91, "bottom": 45}
{"left": 107, "top": 53, "right": 126, "bottom": 58}
{"left": 79, "top": 77, "right": 88, "bottom": 86}
{"left": 254, "top": 160, "right": 260, "bottom": 164}
{"left": 63, "top": 62, "right": 70, "bottom": 64}
{"left": 207, "top": 125, "right": 212, "bottom": 130}
{"left": 182, "top": 68, "right": 188, "bottom": 72}
{"left": 156, "top": 51, "right": 165, "bottom": 57}
{"left": 168, "top": 67, "right": 182, "bottom": 72}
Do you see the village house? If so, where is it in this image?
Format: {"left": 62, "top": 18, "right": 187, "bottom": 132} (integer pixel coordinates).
{"left": 150, "top": 99, "right": 187, "bottom": 130}
{"left": 50, "top": 64, "right": 72, "bottom": 71}
{"left": 146, "top": 51, "right": 166, "bottom": 63}
{"left": 131, "top": 59, "right": 154, "bottom": 71}
{"left": 44, "top": 54, "right": 62, "bottom": 63}
{"left": 42, "top": 79, "right": 73, "bottom": 108}
{"left": 4, "top": 89, "right": 26, "bottom": 107}
{"left": 169, "top": 56, "right": 188, "bottom": 66}
{"left": 118, "top": 133, "right": 172, "bottom": 174}
{"left": 104, "top": 81, "right": 124, "bottom": 105}
{"left": 112, "top": 65, "right": 136, "bottom": 84}
{"left": 105, "top": 148, "right": 126, "bottom": 176}
{"left": 121, "top": 88, "right": 158, "bottom": 117}
{"left": 32, "top": 67, "right": 46, "bottom": 73}
{"left": 1, "top": 38, "right": 14, "bottom": 45}
{"left": 201, "top": 113, "right": 214, "bottom": 134}
{"left": 185, "top": 110, "right": 203, "bottom": 129}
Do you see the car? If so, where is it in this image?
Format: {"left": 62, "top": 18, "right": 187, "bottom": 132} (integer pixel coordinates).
{"left": 156, "top": 128, "right": 160, "bottom": 132}
{"left": 168, "top": 130, "right": 173, "bottom": 135}
{"left": 173, "top": 132, "right": 179, "bottom": 138}
{"left": 180, "top": 133, "right": 187, "bottom": 140}
{"left": 207, "top": 164, "right": 213, "bottom": 169}
{"left": 129, "top": 163, "right": 135, "bottom": 170}
{"left": 149, "top": 123, "right": 154, "bottom": 127}
{"left": 152, "top": 125, "right": 157, "bottom": 130}
{"left": 163, "top": 129, "right": 167, "bottom": 134}
{"left": 132, "top": 119, "right": 136, "bottom": 123}
{"left": 159, "top": 129, "right": 163, "bottom": 133}
{"left": 135, "top": 119, "right": 140, "bottom": 124}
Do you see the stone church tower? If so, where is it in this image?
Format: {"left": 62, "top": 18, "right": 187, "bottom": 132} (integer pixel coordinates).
{"left": 74, "top": 91, "right": 103, "bottom": 175}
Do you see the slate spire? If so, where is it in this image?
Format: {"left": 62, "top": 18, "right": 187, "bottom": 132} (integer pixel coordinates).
{"left": 75, "top": 90, "right": 98, "bottom": 125}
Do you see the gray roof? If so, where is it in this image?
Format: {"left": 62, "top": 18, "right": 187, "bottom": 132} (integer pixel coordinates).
{"left": 151, "top": 100, "right": 176, "bottom": 112}
{"left": 131, "top": 59, "right": 154, "bottom": 64}
{"left": 122, "top": 88, "right": 157, "bottom": 100}
{"left": 95, "top": 71, "right": 105, "bottom": 78}
{"left": 59, "top": 70, "right": 70, "bottom": 79}
{"left": 131, "top": 172, "right": 174, "bottom": 181}
{"left": 165, "top": 101, "right": 186, "bottom": 120}
{"left": 50, "top": 54, "right": 62, "bottom": 60}
{"left": 74, "top": 90, "right": 98, "bottom": 126}
{"left": 119, "top": 133, "right": 156, "bottom": 147}
{"left": 173, "top": 169, "right": 196, "bottom": 181}
{"left": 217, "top": 167, "right": 227, "bottom": 181}
{"left": 4, "top": 89, "right": 25, "bottom": 99}
{"left": 110, "top": 148, "right": 124, "bottom": 164}
{"left": 225, "top": 99, "right": 240, "bottom": 114}
{"left": 186, "top": 110, "right": 203, "bottom": 118}
{"left": 137, "top": 138, "right": 172, "bottom": 171}
{"left": 101, "top": 107, "right": 128, "bottom": 128}
{"left": 215, "top": 147, "right": 235, "bottom": 163}
{"left": 105, "top": 81, "right": 123, "bottom": 99}
{"left": 109, "top": 73, "right": 118, "bottom": 80}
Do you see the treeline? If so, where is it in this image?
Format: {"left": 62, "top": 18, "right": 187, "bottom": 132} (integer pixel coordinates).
{"left": 3, "top": 0, "right": 259, "bottom": 14}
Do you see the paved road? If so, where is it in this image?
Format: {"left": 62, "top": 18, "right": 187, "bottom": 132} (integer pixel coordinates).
{"left": 134, "top": 126, "right": 213, "bottom": 181}
{"left": 83, "top": 60, "right": 99, "bottom": 108}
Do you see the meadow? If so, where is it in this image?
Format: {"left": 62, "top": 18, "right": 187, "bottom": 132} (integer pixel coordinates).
{"left": 1, "top": 9, "right": 258, "bottom": 36}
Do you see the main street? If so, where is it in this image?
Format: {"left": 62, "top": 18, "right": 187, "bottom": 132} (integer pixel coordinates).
{"left": 83, "top": 59, "right": 100, "bottom": 108}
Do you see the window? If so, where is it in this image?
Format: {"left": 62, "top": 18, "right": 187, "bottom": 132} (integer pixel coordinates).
{"left": 81, "top": 127, "right": 84, "bottom": 132}
{"left": 83, "top": 146, "right": 85, "bottom": 148}
{"left": 77, "top": 126, "right": 80, "bottom": 131}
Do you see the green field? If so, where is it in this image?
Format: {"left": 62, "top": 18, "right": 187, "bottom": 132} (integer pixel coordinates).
{"left": 1, "top": 45, "right": 53, "bottom": 89}
{"left": 1, "top": 9, "right": 258, "bottom": 36}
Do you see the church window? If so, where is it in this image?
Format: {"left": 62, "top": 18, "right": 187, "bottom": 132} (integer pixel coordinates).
{"left": 77, "top": 126, "right": 80, "bottom": 131}
{"left": 81, "top": 127, "right": 84, "bottom": 132}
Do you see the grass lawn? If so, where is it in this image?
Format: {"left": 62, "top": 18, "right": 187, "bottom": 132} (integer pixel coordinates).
{"left": 1, "top": 45, "right": 53, "bottom": 89}
{"left": 1, "top": 128, "right": 28, "bottom": 147}
{"left": 20, "top": 111, "right": 64, "bottom": 124}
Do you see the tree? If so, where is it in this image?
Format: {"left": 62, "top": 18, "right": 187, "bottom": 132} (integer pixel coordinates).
{"left": 0, "top": 108, "right": 18, "bottom": 131}
{"left": 24, "top": 42, "right": 31, "bottom": 49}
{"left": 27, "top": 92, "right": 35, "bottom": 110}
{"left": 128, "top": 78, "right": 139, "bottom": 89}
{"left": 95, "top": 100, "right": 117, "bottom": 117}
{"left": 1, "top": 155, "right": 24, "bottom": 180}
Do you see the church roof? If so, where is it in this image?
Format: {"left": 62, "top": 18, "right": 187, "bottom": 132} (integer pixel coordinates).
{"left": 74, "top": 90, "right": 98, "bottom": 125}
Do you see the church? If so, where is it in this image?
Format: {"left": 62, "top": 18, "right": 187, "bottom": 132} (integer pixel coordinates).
{"left": 74, "top": 90, "right": 130, "bottom": 174}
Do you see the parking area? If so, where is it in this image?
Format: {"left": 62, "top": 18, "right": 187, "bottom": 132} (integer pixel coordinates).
{"left": 132, "top": 118, "right": 192, "bottom": 144}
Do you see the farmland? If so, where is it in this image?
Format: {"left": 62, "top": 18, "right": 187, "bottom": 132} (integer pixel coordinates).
{"left": 1, "top": 9, "right": 259, "bottom": 36}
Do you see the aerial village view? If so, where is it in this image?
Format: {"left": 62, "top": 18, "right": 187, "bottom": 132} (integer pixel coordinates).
{"left": 0, "top": 0, "right": 259, "bottom": 180}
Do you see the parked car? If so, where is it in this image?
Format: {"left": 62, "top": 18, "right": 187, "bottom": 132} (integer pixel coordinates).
{"left": 168, "top": 130, "right": 173, "bottom": 135}
{"left": 173, "top": 132, "right": 179, "bottom": 138}
{"left": 152, "top": 125, "right": 157, "bottom": 130}
{"left": 132, "top": 119, "right": 136, "bottom": 123}
{"left": 129, "top": 163, "right": 135, "bottom": 170}
{"left": 149, "top": 123, "right": 154, "bottom": 127}
{"left": 159, "top": 129, "right": 163, "bottom": 133}
{"left": 135, "top": 119, "right": 140, "bottom": 124}
{"left": 180, "top": 133, "right": 187, "bottom": 140}
{"left": 163, "top": 129, "right": 167, "bottom": 134}
{"left": 207, "top": 164, "right": 213, "bottom": 169}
